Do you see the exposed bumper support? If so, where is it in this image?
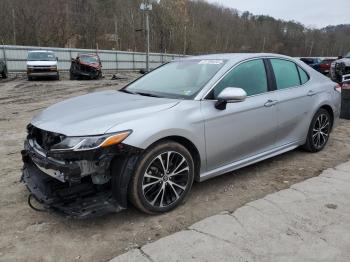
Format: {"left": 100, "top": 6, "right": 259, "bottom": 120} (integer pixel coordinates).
{"left": 22, "top": 163, "right": 122, "bottom": 218}
{"left": 21, "top": 139, "right": 142, "bottom": 218}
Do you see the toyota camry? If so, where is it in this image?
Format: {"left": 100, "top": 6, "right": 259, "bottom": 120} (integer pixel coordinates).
{"left": 21, "top": 53, "right": 341, "bottom": 218}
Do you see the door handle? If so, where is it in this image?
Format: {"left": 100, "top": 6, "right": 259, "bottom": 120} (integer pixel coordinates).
{"left": 264, "top": 100, "right": 278, "bottom": 107}
{"left": 307, "top": 90, "right": 317, "bottom": 96}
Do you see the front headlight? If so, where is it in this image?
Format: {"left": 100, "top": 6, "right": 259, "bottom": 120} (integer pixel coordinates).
{"left": 50, "top": 131, "right": 131, "bottom": 152}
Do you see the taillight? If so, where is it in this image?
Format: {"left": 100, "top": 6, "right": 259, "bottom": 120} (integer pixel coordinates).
{"left": 334, "top": 83, "right": 342, "bottom": 93}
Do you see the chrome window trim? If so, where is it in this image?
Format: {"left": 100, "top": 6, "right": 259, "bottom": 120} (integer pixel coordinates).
{"left": 199, "top": 56, "right": 313, "bottom": 101}
{"left": 200, "top": 56, "right": 270, "bottom": 101}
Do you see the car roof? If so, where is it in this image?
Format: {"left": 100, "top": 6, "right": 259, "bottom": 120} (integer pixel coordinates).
{"left": 180, "top": 53, "right": 293, "bottom": 62}
{"left": 28, "top": 50, "right": 54, "bottom": 53}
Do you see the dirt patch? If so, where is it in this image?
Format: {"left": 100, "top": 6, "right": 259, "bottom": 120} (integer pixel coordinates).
{"left": 0, "top": 74, "right": 349, "bottom": 261}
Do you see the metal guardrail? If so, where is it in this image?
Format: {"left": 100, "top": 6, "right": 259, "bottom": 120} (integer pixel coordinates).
{"left": 0, "top": 45, "right": 186, "bottom": 72}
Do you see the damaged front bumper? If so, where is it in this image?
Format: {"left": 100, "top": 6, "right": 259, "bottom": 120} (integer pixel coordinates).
{"left": 72, "top": 69, "right": 100, "bottom": 78}
{"left": 22, "top": 163, "right": 121, "bottom": 218}
{"left": 21, "top": 138, "right": 141, "bottom": 218}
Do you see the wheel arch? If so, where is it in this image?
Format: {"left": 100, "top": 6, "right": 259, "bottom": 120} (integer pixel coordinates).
{"left": 302, "top": 104, "right": 334, "bottom": 152}
{"left": 319, "top": 104, "right": 334, "bottom": 130}
{"left": 114, "top": 134, "right": 203, "bottom": 209}
{"left": 146, "top": 135, "right": 202, "bottom": 182}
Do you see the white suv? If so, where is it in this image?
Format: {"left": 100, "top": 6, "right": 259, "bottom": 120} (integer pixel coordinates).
{"left": 27, "top": 50, "right": 59, "bottom": 80}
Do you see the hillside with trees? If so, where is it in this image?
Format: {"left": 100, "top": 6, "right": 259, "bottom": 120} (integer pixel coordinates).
{"left": 0, "top": 0, "right": 349, "bottom": 57}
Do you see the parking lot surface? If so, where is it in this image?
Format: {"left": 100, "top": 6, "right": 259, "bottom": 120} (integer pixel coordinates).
{"left": 1, "top": 75, "right": 350, "bottom": 261}
{"left": 112, "top": 161, "right": 350, "bottom": 262}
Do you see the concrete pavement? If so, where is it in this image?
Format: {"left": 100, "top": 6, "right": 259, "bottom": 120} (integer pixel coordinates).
{"left": 110, "top": 161, "right": 350, "bottom": 262}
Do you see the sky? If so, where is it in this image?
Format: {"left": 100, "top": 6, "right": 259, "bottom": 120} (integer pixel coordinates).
{"left": 207, "top": 0, "right": 350, "bottom": 28}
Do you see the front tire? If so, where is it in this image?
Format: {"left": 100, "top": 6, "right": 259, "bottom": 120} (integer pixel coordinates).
{"left": 129, "top": 141, "right": 195, "bottom": 214}
{"left": 303, "top": 108, "right": 331, "bottom": 152}
{"left": 97, "top": 71, "right": 102, "bottom": 79}
{"left": 70, "top": 72, "right": 77, "bottom": 80}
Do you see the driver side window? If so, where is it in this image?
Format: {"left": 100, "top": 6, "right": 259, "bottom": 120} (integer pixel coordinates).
{"left": 212, "top": 59, "right": 268, "bottom": 99}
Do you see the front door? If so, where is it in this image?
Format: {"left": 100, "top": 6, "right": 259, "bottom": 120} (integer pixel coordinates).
{"left": 201, "top": 59, "right": 278, "bottom": 172}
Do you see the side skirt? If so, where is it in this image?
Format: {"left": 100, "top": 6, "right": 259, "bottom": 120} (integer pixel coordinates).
{"left": 199, "top": 141, "right": 302, "bottom": 182}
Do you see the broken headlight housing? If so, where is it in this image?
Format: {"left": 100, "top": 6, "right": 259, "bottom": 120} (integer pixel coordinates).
{"left": 50, "top": 130, "right": 131, "bottom": 152}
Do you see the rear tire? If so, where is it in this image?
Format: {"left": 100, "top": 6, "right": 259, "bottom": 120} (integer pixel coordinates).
{"left": 303, "top": 108, "right": 331, "bottom": 152}
{"left": 129, "top": 141, "right": 195, "bottom": 214}
{"left": 1, "top": 67, "right": 7, "bottom": 79}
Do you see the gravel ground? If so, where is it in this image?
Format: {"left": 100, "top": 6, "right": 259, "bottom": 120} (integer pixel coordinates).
{"left": 0, "top": 74, "right": 349, "bottom": 262}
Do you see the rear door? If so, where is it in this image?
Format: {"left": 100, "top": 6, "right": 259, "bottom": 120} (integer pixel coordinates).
{"left": 268, "top": 58, "right": 314, "bottom": 147}
{"left": 201, "top": 59, "right": 279, "bottom": 172}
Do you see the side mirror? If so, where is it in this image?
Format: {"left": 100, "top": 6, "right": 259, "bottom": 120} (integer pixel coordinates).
{"left": 215, "top": 87, "right": 247, "bottom": 110}
{"left": 338, "top": 56, "right": 343, "bottom": 60}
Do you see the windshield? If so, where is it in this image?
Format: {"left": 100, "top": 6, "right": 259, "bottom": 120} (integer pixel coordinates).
{"left": 27, "top": 52, "right": 56, "bottom": 61}
{"left": 80, "top": 55, "right": 99, "bottom": 64}
{"left": 124, "top": 59, "right": 226, "bottom": 99}
{"left": 345, "top": 52, "right": 350, "bottom": 58}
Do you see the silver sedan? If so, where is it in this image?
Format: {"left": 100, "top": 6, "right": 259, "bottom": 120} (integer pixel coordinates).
{"left": 22, "top": 53, "right": 341, "bottom": 217}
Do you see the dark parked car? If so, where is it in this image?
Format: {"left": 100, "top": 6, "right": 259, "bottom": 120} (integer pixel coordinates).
{"left": 0, "top": 60, "right": 8, "bottom": 79}
{"left": 70, "top": 53, "right": 102, "bottom": 80}
{"left": 319, "top": 58, "right": 336, "bottom": 75}
{"left": 300, "top": 57, "right": 322, "bottom": 71}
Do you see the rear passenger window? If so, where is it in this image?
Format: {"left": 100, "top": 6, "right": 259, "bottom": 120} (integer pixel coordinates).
{"left": 298, "top": 66, "right": 309, "bottom": 84}
{"left": 270, "top": 59, "right": 300, "bottom": 89}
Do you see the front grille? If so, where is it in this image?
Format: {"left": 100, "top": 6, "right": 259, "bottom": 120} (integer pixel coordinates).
{"left": 335, "top": 63, "right": 350, "bottom": 75}
{"left": 30, "top": 66, "right": 53, "bottom": 73}
{"left": 27, "top": 125, "right": 65, "bottom": 151}
{"left": 335, "top": 63, "right": 345, "bottom": 74}
{"left": 32, "top": 68, "right": 51, "bottom": 72}
{"left": 80, "top": 64, "right": 97, "bottom": 73}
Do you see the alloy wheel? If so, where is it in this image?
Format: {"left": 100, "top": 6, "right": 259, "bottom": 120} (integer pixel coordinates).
{"left": 312, "top": 113, "right": 330, "bottom": 149}
{"left": 142, "top": 151, "right": 190, "bottom": 208}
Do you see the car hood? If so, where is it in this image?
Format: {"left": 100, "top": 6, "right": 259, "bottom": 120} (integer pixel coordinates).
{"left": 31, "top": 90, "right": 180, "bottom": 136}
{"left": 27, "top": 61, "right": 57, "bottom": 66}
{"left": 80, "top": 62, "right": 100, "bottom": 69}
{"left": 336, "top": 58, "right": 350, "bottom": 66}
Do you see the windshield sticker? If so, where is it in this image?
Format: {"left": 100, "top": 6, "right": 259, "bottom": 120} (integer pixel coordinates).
{"left": 183, "top": 90, "right": 193, "bottom": 95}
{"left": 198, "top": 60, "right": 224, "bottom": 65}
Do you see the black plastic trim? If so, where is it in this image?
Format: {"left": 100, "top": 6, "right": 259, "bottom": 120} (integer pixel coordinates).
{"left": 264, "top": 58, "right": 277, "bottom": 92}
